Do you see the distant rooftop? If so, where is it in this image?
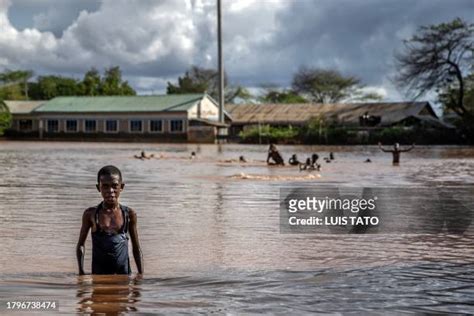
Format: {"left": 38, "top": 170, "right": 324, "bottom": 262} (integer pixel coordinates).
{"left": 33, "top": 94, "right": 209, "bottom": 113}
{"left": 225, "top": 102, "right": 437, "bottom": 126}
{"left": 3, "top": 100, "right": 45, "bottom": 114}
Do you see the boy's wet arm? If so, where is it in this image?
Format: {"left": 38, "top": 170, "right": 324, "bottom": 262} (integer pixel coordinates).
{"left": 76, "top": 208, "right": 93, "bottom": 275}
{"left": 129, "top": 208, "right": 144, "bottom": 274}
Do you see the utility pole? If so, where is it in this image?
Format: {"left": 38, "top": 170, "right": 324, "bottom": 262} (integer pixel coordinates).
{"left": 216, "top": 0, "right": 228, "bottom": 142}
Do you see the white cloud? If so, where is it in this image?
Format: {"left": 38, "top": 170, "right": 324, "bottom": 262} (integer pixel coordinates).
{"left": 0, "top": 0, "right": 472, "bottom": 102}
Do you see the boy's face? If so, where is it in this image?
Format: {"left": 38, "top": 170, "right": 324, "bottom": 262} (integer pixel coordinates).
{"left": 96, "top": 174, "right": 124, "bottom": 205}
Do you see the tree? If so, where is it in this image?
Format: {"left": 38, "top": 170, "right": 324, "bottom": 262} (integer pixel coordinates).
{"left": 79, "top": 68, "right": 101, "bottom": 96}
{"left": 30, "top": 76, "right": 80, "bottom": 99}
{"left": 395, "top": 18, "right": 474, "bottom": 117}
{"left": 167, "top": 66, "right": 212, "bottom": 95}
{"left": 439, "top": 71, "right": 474, "bottom": 142}
{"left": 439, "top": 72, "right": 474, "bottom": 114}
{"left": 291, "top": 67, "right": 381, "bottom": 103}
{"left": 167, "top": 65, "right": 249, "bottom": 103}
{"left": 0, "top": 82, "right": 25, "bottom": 100}
{"left": 0, "top": 69, "right": 33, "bottom": 100}
{"left": 259, "top": 84, "right": 307, "bottom": 103}
{"left": 99, "top": 66, "right": 136, "bottom": 96}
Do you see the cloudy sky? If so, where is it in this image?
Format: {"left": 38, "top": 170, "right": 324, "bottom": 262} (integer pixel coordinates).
{"left": 1, "top": 0, "right": 473, "bottom": 102}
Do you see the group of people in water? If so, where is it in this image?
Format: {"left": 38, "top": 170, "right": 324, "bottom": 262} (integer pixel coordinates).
{"left": 134, "top": 141, "right": 415, "bottom": 167}
{"left": 267, "top": 142, "right": 415, "bottom": 168}
{"left": 267, "top": 143, "right": 332, "bottom": 171}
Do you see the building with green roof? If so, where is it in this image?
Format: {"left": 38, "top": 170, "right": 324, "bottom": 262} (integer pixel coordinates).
{"left": 3, "top": 94, "right": 231, "bottom": 142}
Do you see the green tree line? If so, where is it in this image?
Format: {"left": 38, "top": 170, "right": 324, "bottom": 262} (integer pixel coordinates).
{"left": 0, "top": 66, "right": 135, "bottom": 101}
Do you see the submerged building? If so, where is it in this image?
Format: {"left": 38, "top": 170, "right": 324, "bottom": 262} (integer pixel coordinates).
{"left": 225, "top": 101, "right": 453, "bottom": 137}
{"left": 3, "top": 97, "right": 454, "bottom": 142}
{"left": 3, "top": 94, "right": 230, "bottom": 143}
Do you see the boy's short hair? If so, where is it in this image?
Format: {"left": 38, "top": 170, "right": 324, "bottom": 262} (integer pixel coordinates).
{"left": 97, "top": 165, "right": 123, "bottom": 184}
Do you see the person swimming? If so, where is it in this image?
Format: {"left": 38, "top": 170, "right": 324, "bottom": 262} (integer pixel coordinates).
{"left": 299, "top": 158, "right": 311, "bottom": 171}
{"left": 311, "top": 154, "right": 320, "bottom": 167}
{"left": 221, "top": 156, "right": 248, "bottom": 163}
{"left": 299, "top": 155, "right": 321, "bottom": 171}
{"left": 134, "top": 150, "right": 154, "bottom": 160}
{"left": 288, "top": 154, "right": 300, "bottom": 166}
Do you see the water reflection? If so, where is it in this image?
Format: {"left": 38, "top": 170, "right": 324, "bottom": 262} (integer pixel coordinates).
{"left": 76, "top": 275, "right": 142, "bottom": 315}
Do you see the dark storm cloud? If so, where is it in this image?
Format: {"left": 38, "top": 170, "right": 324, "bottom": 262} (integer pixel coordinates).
{"left": 1, "top": 0, "right": 473, "bottom": 98}
{"left": 239, "top": 0, "right": 474, "bottom": 87}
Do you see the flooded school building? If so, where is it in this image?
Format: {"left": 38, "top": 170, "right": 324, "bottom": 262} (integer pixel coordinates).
{"left": 3, "top": 94, "right": 230, "bottom": 143}
{"left": 3, "top": 95, "right": 453, "bottom": 143}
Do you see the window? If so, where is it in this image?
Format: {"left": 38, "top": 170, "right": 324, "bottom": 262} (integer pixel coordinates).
{"left": 66, "top": 120, "right": 77, "bottom": 132}
{"left": 149, "top": 120, "right": 163, "bottom": 133}
{"left": 19, "top": 119, "right": 33, "bottom": 131}
{"left": 130, "top": 120, "right": 143, "bottom": 132}
{"left": 47, "top": 120, "right": 59, "bottom": 133}
{"left": 170, "top": 119, "right": 184, "bottom": 132}
{"left": 84, "top": 120, "right": 96, "bottom": 132}
{"left": 105, "top": 120, "right": 118, "bottom": 133}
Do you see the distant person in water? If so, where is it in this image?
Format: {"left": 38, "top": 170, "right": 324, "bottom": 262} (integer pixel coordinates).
{"left": 329, "top": 152, "right": 334, "bottom": 160}
{"left": 134, "top": 150, "right": 153, "bottom": 160}
{"left": 300, "top": 155, "right": 321, "bottom": 171}
{"left": 299, "top": 158, "right": 311, "bottom": 171}
{"left": 222, "top": 155, "right": 248, "bottom": 163}
{"left": 288, "top": 154, "right": 300, "bottom": 166}
{"left": 267, "top": 144, "right": 284, "bottom": 166}
{"left": 190, "top": 151, "right": 196, "bottom": 159}
{"left": 378, "top": 142, "right": 415, "bottom": 165}
{"left": 311, "top": 153, "right": 320, "bottom": 167}
{"left": 76, "top": 165, "right": 144, "bottom": 275}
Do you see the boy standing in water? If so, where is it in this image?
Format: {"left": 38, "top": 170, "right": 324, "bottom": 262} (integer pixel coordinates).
{"left": 76, "top": 165, "right": 144, "bottom": 275}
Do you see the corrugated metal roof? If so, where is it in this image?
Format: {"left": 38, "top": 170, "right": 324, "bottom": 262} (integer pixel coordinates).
{"left": 403, "top": 115, "right": 455, "bottom": 129}
{"left": 225, "top": 102, "right": 436, "bottom": 126}
{"left": 34, "top": 94, "right": 206, "bottom": 113}
{"left": 3, "top": 100, "right": 46, "bottom": 114}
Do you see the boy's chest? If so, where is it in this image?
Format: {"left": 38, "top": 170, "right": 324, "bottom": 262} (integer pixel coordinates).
{"left": 95, "top": 210, "right": 124, "bottom": 233}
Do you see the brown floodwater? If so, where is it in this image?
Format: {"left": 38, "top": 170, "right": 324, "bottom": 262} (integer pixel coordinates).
{"left": 0, "top": 141, "right": 473, "bottom": 314}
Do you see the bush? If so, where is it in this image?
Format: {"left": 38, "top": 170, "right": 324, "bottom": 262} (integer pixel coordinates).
{"left": 237, "top": 121, "right": 463, "bottom": 145}
{"left": 0, "top": 103, "right": 12, "bottom": 136}
{"left": 239, "top": 125, "right": 299, "bottom": 143}
{"left": 376, "top": 126, "right": 414, "bottom": 144}
{"left": 371, "top": 126, "right": 461, "bottom": 145}
{"left": 299, "top": 117, "right": 349, "bottom": 144}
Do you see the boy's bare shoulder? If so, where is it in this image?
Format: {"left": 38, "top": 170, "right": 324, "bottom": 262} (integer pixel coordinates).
{"left": 83, "top": 206, "right": 97, "bottom": 217}
{"left": 127, "top": 207, "right": 138, "bottom": 219}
